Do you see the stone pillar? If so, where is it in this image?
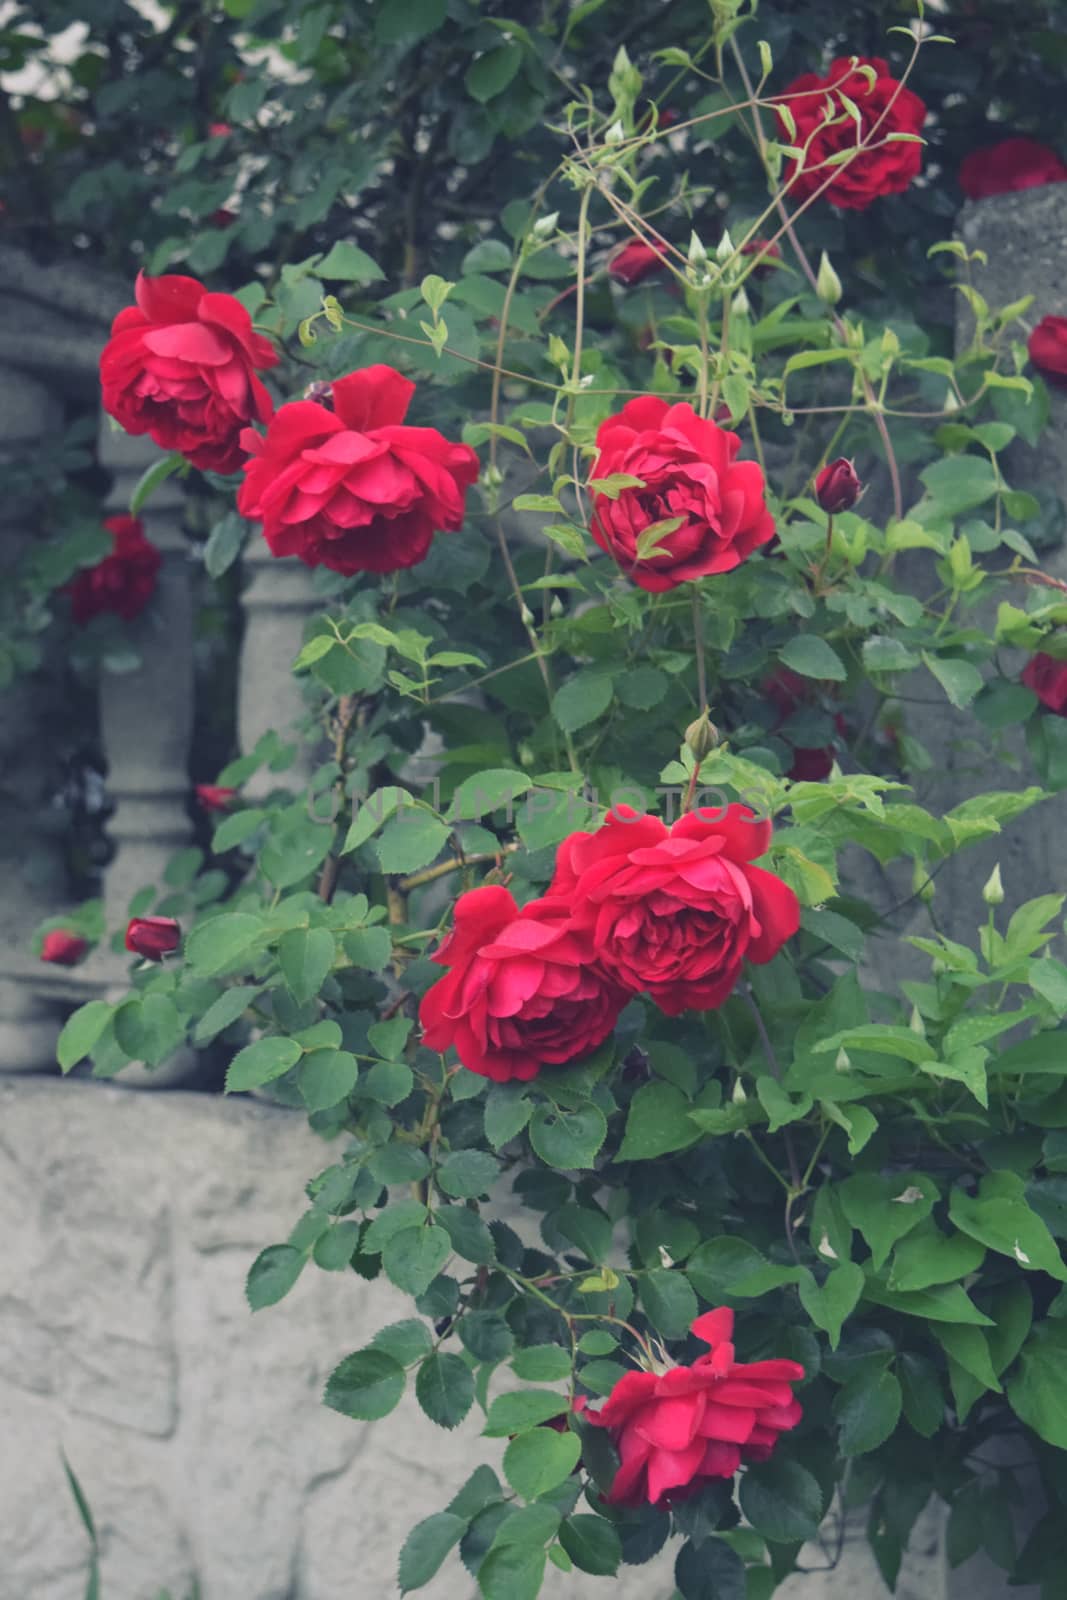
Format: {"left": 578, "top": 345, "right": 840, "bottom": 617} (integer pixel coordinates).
{"left": 0, "top": 362, "right": 70, "bottom": 1070}
{"left": 237, "top": 536, "right": 322, "bottom": 796}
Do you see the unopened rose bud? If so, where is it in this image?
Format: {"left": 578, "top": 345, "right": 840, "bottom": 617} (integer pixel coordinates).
{"left": 520, "top": 603, "right": 535, "bottom": 628}
{"left": 731, "top": 1077, "right": 747, "bottom": 1103}
{"left": 688, "top": 231, "right": 709, "bottom": 268}
{"left": 40, "top": 930, "right": 89, "bottom": 967}
{"left": 549, "top": 595, "right": 564, "bottom": 618}
{"left": 835, "top": 1048, "right": 851, "bottom": 1073}
{"left": 814, "top": 457, "right": 862, "bottom": 515}
{"left": 731, "top": 286, "right": 751, "bottom": 318}
{"left": 816, "top": 250, "right": 843, "bottom": 306}
{"left": 125, "top": 915, "right": 181, "bottom": 962}
{"left": 532, "top": 211, "right": 559, "bottom": 239}
{"left": 604, "top": 119, "right": 625, "bottom": 145}
{"left": 715, "top": 229, "right": 734, "bottom": 264}
{"left": 982, "top": 863, "right": 1005, "bottom": 906}
{"left": 684, "top": 711, "right": 719, "bottom": 762}
{"left": 909, "top": 1006, "right": 925, "bottom": 1036}
{"left": 196, "top": 784, "right": 238, "bottom": 813}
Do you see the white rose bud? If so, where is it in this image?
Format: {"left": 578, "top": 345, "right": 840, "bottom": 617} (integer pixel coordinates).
{"left": 982, "top": 863, "right": 1005, "bottom": 906}
{"left": 816, "top": 250, "right": 843, "bottom": 306}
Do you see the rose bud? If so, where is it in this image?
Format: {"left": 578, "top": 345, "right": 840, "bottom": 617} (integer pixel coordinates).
{"left": 126, "top": 916, "right": 181, "bottom": 962}
{"left": 684, "top": 711, "right": 719, "bottom": 762}
{"left": 40, "top": 930, "right": 89, "bottom": 967}
{"left": 196, "top": 784, "right": 238, "bottom": 813}
{"left": 814, "top": 458, "right": 862, "bottom": 515}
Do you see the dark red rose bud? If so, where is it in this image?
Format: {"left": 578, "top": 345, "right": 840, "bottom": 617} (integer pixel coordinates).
{"left": 126, "top": 916, "right": 181, "bottom": 961}
{"left": 609, "top": 239, "right": 668, "bottom": 286}
{"left": 1023, "top": 652, "right": 1067, "bottom": 715}
{"left": 814, "top": 458, "right": 862, "bottom": 515}
{"left": 1029, "top": 317, "right": 1067, "bottom": 386}
{"left": 196, "top": 784, "right": 238, "bottom": 812}
{"left": 40, "top": 930, "right": 89, "bottom": 966}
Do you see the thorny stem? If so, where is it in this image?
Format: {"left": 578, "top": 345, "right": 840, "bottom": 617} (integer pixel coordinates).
{"left": 317, "top": 694, "right": 361, "bottom": 904}
{"left": 399, "top": 843, "right": 519, "bottom": 892}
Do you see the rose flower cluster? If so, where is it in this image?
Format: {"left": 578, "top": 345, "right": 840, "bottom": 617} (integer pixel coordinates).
{"left": 420, "top": 805, "right": 799, "bottom": 1081}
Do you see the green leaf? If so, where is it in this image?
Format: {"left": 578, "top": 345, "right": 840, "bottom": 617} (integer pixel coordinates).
{"left": 299, "top": 1049, "right": 359, "bottom": 1111}
{"left": 834, "top": 1368, "right": 902, "bottom": 1455}
{"left": 383, "top": 1223, "right": 453, "bottom": 1295}
{"left": 371, "top": 1319, "right": 434, "bottom": 1366}
{"left": 675, "top": 1537, "right": 745, "bottom": 1600}
{"left": 260, "top": 821, "right": 332, "bottom": 888}
{"left": 918, "top": 454, "right": 998, "bottom": 517}
{"left": 551, "top": 672, "right": 614, "bottom": 734}
{"left": 436, "top": 1205, "right": 497, "bottom": 1265}
{"left": 192, "top": 984, "right": 262, "bottom": 1045}
{"left": 345, "top": 926, "right": 393, "bottom": 971}
{"left": 898, "top": 1353, "right": 944, "bottom": 1438}
{"left": 485, "top": 1083, "right": 534, "bottom": 1148}
{"left": 559, "top": 1515, "right": 621, "bottom": 1577}
{"left": 640, "top": 1269, "right": 699, "bottom": 1340}
{"left": 887, "top": 1222, "right": 985, "bottom": 1291}
{"left": 57, "top": 1000, "right": 115, "bottom": 1072}
{"left": 511, "top": 1346, "right": 573, "bottom": 1383}
{"left": 476, "top": 1544, "right": 547, "bottom": 1600}
{"left": 342, "top": 787, "right": 408, "bottom": 853}
{"left": 1007, "top": 1322, "right": 1067, "bottom": 1447}
{"left": 465, "top": 43, "right": 523, "bottom": 103}
{"left": 798, "top": 1262, "right": 864, "bottom": 1350}
{"left": 399, "top": 1512, "right": 467, "bottom": 1593}
{"left": 777, "top": 635, "right": 847, "bottom": 682}
{"left": 484, "top": 1391, "right": 572, "bottom": 1436}
{"left": 529, "top": 1103, "right": 607, "bottom": 1169}
{"left": 204, "top": 511, "right": 250, "bottom": 578}
{"left": 459, "top": 1312, "right": 515, "bottom": 1363}
{"left": 617, "top": 1081, "right": 700, "bottom": 1161}
{"left": 861, "top": 1281, "right": 993, "bottom": 1325}
{"left": 739, "top": 1458, "right": 823, "bottom": 1543}
{"left": 949, "top": 1179, "right": 1067, "bottom": 1280}
{"left": 375, "top": 0, "right": 447, "bottom": 43}
{"left": 437, "top": 1150, "right": 499, "bottom": 1199}
{"left": 375, "top": 811, "right": 451, "bottom": 874}
{"left": 129, "top": 451, "right": 184, "bottom": 515}
{"left": 503, "top": 1429, "right": 581, "bottom": 1500}
{"left": 838, "top": 1173, "right": 936, "bottom": 1270}
{"left": 225, "top": 1035, "right": 303, "bottom": 1093}
{"left": 313, "top": 1221, "right": 361, "bottom": 1271}
{"left": 1029, "top": 956, "right": 1067, "bottom": 1014}
{"left": 245, "top": 1244, "right": 305, "bottom": 1309}
{"left": 448, "top": 769, "right": 531, "bottom": 821}
{"left": 686, "top": 1236, "right": 803, "bottom": 1301}
{"left": 815, "top": 1025, "right": 935, "bottom": 1066}
{"left": 317, "top": 240, "right": 385, "bottom": 282}
{"left": 932, "top": 1324, "right": 1001, "bottom": 1395}
{"left": 279, "top": 926, "right": 336, "bottom": 1004}
{"left": 415, "top": 1352, "right": 476, "bottom": 1429}
{"left": 922, "top": 652, "right": 984, "bottom": 709}
{"left": 212, "top": 809, "right": 265, "bottom": 852}
{"left": 185, "top": 912, "right": 264, "bottom": 975}
{"left": 324, "top": 1348, "right": 406, "bottom": 1420}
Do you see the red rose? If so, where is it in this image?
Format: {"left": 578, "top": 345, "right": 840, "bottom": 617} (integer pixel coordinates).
{"left": 764, "top": 668, "right": 846, "bottom": 781}
{"left": 588, "top": 398, "right": 776, "bottom": 593}
{"left": 196, "top": 784, "right": 238, "bottom": 812}
{"left": 237, "top": 365, "right": 480, "bottom": 576}
{"left": 740, "top": 237, "right": 782, "bottom": 278}
{"left": 814, "top": 457, "right": 862, "bottom": 514}
{"left": 581, "top": 1308, "right": 803, "bottom": 1506}
{"left": 40, "top": 930, "right": 89, "bottom": 966}
{"left": 100, "top": 271, "right": 278, "bottom": 473}
{"left": 418, "top": 885, "right": 627, "bottom": 1083}
{"left": 777, "top": 57, "right": 927, "bottom": 211}
{"left": 208, "top": 122, "right": 232, "bottom": 138}
{"left": 960, "top": 138, "right": 1067, "bottom": 201}
{"left": 67, "top": 516, "right": 161, "bottom": 624}
{"left": 126, "top": 916, "right": 181, "bottom": 961}
{"left": 609, "top": 239, "right": 668, "bottom": 286}
{"left": 1023, "top": 653, "right": 1067, "bottom": 715}
{"left": 550, "top": 805, "right": 799, "bottom": 1016}
{"left": 1028, "top": 317, "right": 1067, "bottom": 385}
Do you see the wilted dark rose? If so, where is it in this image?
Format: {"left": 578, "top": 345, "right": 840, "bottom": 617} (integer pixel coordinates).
{"left": 1023, "top": 652, "right": 1067, "bottom": 715}
{"left": 126, "top": 916, "right": 181, "bottom": 961}
{"left": 960, "top": 138, "right": 1067, "bottom": 200}
{"left": 419, "top": 886, "right": 628, "bottom": 1083}
{"left": 1028, "top": 317, "right": 1067, "bottom": 385}
{"left": 550, "top": 805, "right": 800, "bottom": 1016}
{"left": 100, "top": 271, "right": 278, "bottom": 473}
{"left": 776, "top": 57, "right": 927, "bottom": 211}
{"left": 588, "top": 397, "right": 775, "bottom": 592}
{"left": 238, "top": 365, "right": 480, "bottom": 576}
{"left": 67, "top": 516, "right": 161, "bottom": 625}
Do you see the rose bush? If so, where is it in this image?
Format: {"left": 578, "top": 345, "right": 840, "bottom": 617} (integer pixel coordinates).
{"left": 45, "top": 6, "right": 1067, "bottom": 1598}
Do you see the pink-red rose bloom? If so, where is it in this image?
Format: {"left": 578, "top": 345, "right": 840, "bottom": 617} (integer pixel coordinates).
{"left": 40, "top": 930, "right": 89, "bottom": 966}
{"left": 1028, "top": 317, "right": 1067, "bottom": 385}
{"left": 814, "top": 457, "right": 862, "bottom": 515}
{"left": 582, "top": 1308, "right": 804, "bottom": 1506}
{"left": 67, "top": 516, "right": 161, "bottom": 624}
{"left": 549, "top": 805, "right": 800, "bottom": 1016}
{"left": 1023, "top": 653, "right": 1067, "bottom": 715}
{"left": 237, "top": 365, "right": 480, "bottom": 576}
{"left": 196, "top": 784, "right": 238, "bottom": 812}
{"left": 418, "top": 885, "right": 627, "bottom": 1083}
{"left": 588, "top": 397, "right": 776, "bottom": 593}
{"left": 777, "top": 57, "right": 927, "bottom": 211}
{"left": 126, "top": 916, "right": 181, "bottom": 961}
{"left": 100, "top": 271, "right": 278, "bottom": 473}
{"left": 609, "top": 239, "right": 668, "bottom": 286}
{"left": 960, "top": 138, "right": 1067, "bottom": 201}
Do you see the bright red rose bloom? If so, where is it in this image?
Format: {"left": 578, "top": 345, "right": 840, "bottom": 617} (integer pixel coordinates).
{"left": 100, "top": 271, "right": 278, "bottom": 473}
{"left": 609, "top": 239, "right": 668, "bottom": 286}
{"left": 1028, "top": 317, "right": 1067, "bottom": 385}
{"left": 960, "top": 138, "right": 1067, "bottom": 201}
{"left": 237, "top": 365, "right": 480, "bottom": 576}
{"left": 549, "top": 805, "right": 799, "bottom": 1016}
{"left": 814, "top": 457, "right": 862, "bottom": 514}
{"left": 1023, "top": 653, "right": 1067, "bottom": 715}
{"left": 777, "top": 57, "right": 926, "bottom": 211}
{"left": 582, "top": 1308, "right": 804, "bottom": 1506}
{"left": 126, "top": 916, "right": 181, "bottom": 961}
{"left": 418, "top": 885, "right": 627, "bottom": 1083}
{"left": 67, "top": 516, "right": 161, "bottom": 624}
{"left": 40, "top": 930, "right": 89, "bottom": 966}
{"left": 196, "top": 784, "right": 238, "bottom": 812}
{"left": 588, "top": 398, "right": 776, "bottom": 593}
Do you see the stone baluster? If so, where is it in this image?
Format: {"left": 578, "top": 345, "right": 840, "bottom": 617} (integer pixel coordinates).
{"left": 0, "top": 362, "right": 71, "bottom": 1069}
{"left": 237, "top": 533, "right": 323, "bottom": 794}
